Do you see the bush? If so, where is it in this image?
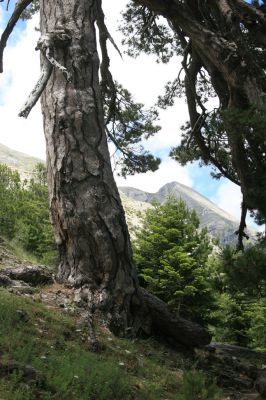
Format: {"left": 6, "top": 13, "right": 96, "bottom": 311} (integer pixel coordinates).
{"left": 0, "top": 163, "right": 56, "bottom": 265}
{"left": 177, "top": 370, "right": 223, "bottom": 400}
{"left": 0, "top": 165, "right": 21, "bottom": 238}
{"left": 211, "top": 244, "right": 266, "bottom": 348}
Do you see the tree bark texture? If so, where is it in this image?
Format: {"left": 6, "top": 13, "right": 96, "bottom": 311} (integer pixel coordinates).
{"left": 40, "top": 0, "right": 138, "bottom": 333}
{"left": 39, "top": 0, "right": 211, "bottom": 346}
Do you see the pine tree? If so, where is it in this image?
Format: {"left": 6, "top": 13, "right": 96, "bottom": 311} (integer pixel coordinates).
{"left": 133, "top": 198, "right": 215, "bottom": 325}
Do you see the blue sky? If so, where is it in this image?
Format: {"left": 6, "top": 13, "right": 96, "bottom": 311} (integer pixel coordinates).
{"left": 0, "top": 0, "right": 253, "bottom": 224}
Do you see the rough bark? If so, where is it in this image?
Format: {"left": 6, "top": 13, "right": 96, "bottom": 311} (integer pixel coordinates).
{"left": 137, "top": 288, "right": 211, "bottom": 347}
{"left": 40, "top": 0, "right": 138, "bottom": 333}
{"left": 38, "top": 0, "right": 210, "bottom": 346}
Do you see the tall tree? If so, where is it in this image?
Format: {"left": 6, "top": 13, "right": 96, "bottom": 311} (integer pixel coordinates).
{"left": 0, "top": 0, "right": 210, "bottom": 347}
{"left": 121, "top": 0, "right": 266, "bottom": 249}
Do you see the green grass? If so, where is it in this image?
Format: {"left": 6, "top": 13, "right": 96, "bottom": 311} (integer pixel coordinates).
{"left": 0, "top": 288, "right": 222, "bottom": 399}
{"left": 0, "top": 236, "right": 56, "bottom": 270}
{"left": 176, "top": 370, "right": 223, "bottom": 400}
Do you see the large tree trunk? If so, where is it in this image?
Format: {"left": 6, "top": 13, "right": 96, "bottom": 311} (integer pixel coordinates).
{"left": 39, "top": 0, "right": 210, "bottom": 346}
{"left": 40, "top": 0, "right": 138, "bottom": 333}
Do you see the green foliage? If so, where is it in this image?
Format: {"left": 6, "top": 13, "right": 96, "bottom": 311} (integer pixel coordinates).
{"left": 211, "top": 293, "right": 252, "bottom": 347}
{"left": 20, "top": 0, "right": 40, "bottom": 19}
{"left": 0, "top": 163, "right": 56, "bottom": 265}
{"left": 0, "top": 289, "right": 131, "bottom": 400}
{"left": 120, "top": 3, "right": 182, "bottom": 63}
{"left": 177, "top": 370, "right": 223, "bottom": 400}
{"left": 0, "top": 165, "right": 21, "bottom": 238}
{"left": 120, "top": 0, "right": 266, "bottom": 221}
{"left": 104, "top": 83, "right": 161, "bottom": 177}
{"left": 0, "top": 288, "right": 196, "bottom": 400}
{"left": 133, "top": 198, "right": 215, "bottom": 325}
{"left": 211, "top": 244, "right": 266, "bottom": 348}
{"left": 220, "top": 244, "right": 266, "bottom": 297}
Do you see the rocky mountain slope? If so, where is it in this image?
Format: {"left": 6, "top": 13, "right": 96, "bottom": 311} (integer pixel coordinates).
{"left": 0, "top": 143, "right": 256, "bottom": 245}
{"left": 119, "top": 183, "right": 256, "bottom": 245}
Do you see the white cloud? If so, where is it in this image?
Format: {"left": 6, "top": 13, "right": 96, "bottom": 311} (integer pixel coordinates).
{"left": 0, "top": 3, "right": 187, "bottom": 171}
{"left": 0, "top": 14, "right": 45, "bottom": 159}
{"left": 115, "top": 157, "right": 192, "bottom": 193}
{"left": 211, "top": 180, "right": 263, "bottom": 230}
{"left": 212, "top": 180, "right": 242, "bottom": 220}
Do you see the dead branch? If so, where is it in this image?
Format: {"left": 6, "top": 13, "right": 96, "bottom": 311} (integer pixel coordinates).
{"left": 18, "top": 55, "right": 52, "bottom": 118}
{"left": 0, "top": 0, "right": 33, "bottom": 73}
{"left": 19, "top": 31, "right": 71, "bottom": 118}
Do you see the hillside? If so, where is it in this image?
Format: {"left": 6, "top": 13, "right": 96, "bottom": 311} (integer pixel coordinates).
{"left": 0, "top": 143, "right": 256, "bottom": 245}
{"left": 0, "top": 254, "right": 265, "bottom": 399}
{"left": 119, "top": 183, "right": 256, "bottom": 245}
{"left": 120, "top": 192, "right": 152, "bottom": 238}
{"left": 0, "top": 143, "right": 44, "bottom": 180}
{"left": 0, "top": 144, "right": 265, "bottom": 399}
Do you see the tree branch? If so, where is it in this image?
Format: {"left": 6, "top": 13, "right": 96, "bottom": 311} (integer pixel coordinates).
{"left": 184, "top": 52, "right": 240, "bottom": 185}
{"left": 234, "top": 0, "right": 266, "bottom": 23}
{"left": 19, "top": 31, "right": 71, "bottom": 118}
{"left": 0, "top": 0, "right": 33, "bottom": 73}
{"left": 235, "top": 199, "right": 249, "bottom": 251}
{"left": 96, "top": 0, "right": 120, "bottom": 127}
{"left": 18, "top": 54, "right": 52, "bottom": 118}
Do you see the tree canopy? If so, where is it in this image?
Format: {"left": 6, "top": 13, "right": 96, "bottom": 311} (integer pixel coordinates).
{"left": 121, "top": 0, "right": 266, "bottom": 247}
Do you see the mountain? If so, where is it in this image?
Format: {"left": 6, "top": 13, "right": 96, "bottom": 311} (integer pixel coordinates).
{"left": 120, "top": 192, "right": 152, "bottom": 238}
{"left": 0, "top": 143, "right": 255, "bottom": 244}
{"left": 119, "top": 182, "right": 256, "bottom": 245}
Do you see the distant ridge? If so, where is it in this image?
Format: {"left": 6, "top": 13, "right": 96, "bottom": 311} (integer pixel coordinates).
{"left": 0, "top": 143, "right": 256, "bottom": 245}
{"left": 0, "top": 143, "right": 44, "bottom": 180}
{"left": 119, "top": 182, "right": 256, "bottom": 245}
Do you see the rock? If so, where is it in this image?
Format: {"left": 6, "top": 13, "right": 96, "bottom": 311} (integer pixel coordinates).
{"left": 73, "top": 286, "right": 89, "bottom": 307}
{"left": 10, "top": 284, "right": 38, "bottom": 294}
{"left": 0, "top": 360, "right": 42, "bottom": 382}
{"left": 0, "top": 274, "right": 13, "bottom": 287}
{"left": 255, "top": 370, "right": 266, "bottom": 398}
{"left": 1, "top": 265, "right": 53, "bottom": 286}
{"left": 197, "top": 343, "right": 266, "bottom": 398}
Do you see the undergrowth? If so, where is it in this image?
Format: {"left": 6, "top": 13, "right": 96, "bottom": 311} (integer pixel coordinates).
{"left": 0, "top": 288, "right": 223, "bottom": 399}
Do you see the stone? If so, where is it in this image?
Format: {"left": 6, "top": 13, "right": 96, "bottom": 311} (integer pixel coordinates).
{"left": 0, "top": 274, "right": 13, "bottom": 287}
{"left": 1, "top": 265, "right": 53, "bottom": 286}
{"left": 255, "top": 370, "right": 266, "bottom": 398}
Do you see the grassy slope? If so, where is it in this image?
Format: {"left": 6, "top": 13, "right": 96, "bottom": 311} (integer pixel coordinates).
{"left": 0, "top": 287, "right": 195, "bottom": 400}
